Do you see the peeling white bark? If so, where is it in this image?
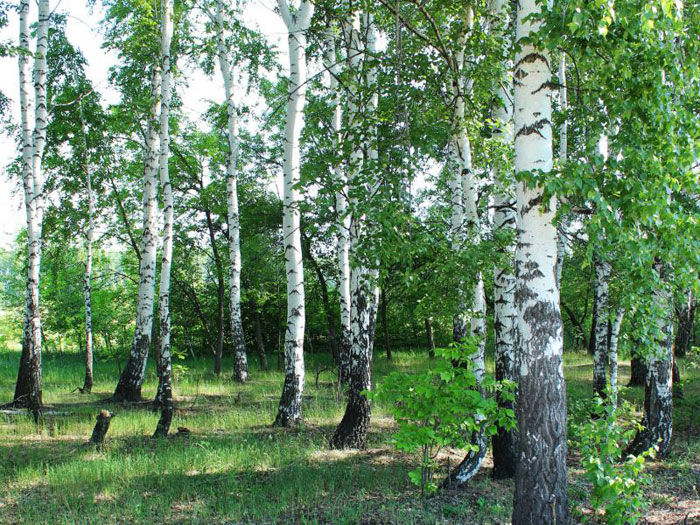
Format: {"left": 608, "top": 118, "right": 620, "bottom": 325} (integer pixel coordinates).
{"left": 446, "top": 4, "right": 489, "bottom": 486}
{"left": 274, "top": 0, "right": 314, "bottom": 427}
{"left": 330, "top": 9, "right": 381, "bottom": 449}
{"left": 215, "top": 0, "right": 248, "bottom": 383}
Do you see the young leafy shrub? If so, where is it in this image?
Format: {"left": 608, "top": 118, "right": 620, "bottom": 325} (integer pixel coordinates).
{"left": 368, "top": 339, "right": 515, "bottom": 496}
{"left": 571, "top": 393, "right": 656, "bottom": 524}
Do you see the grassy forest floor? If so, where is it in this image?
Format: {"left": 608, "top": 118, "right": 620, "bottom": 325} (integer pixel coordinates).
{"left": 0, "top": 348, "right": 699, "bottom": 524}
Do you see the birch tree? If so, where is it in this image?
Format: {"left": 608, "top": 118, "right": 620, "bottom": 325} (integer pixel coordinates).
{"left": 489, "top": 0, "right": 518, "bottom": 480}
{"left": 274, "top": 0, "right": 314, "bottom": 427}
{"left": 512, "top": 0, "right": 568, "bottom": 521}
{"left": 592, "top": 257, "right": 611, "bottom": 398}
{"left": 323, "top": 27, "right": 352, "bottom": 386}
{"left": 113, "top": 61, "right": 162, "bottom": 403}
{"left": 446, "top": 2, "right": 493, "bottom": 487}
{"left": 330, "top": 8, "right": 381, "bottom": 450}
{"left": 154, "top": 0, "right": 175, "bottom": 437}
{"left": 79, "top": 100, "right": 95, "bottom": 394}
{"left": 14, "top": 0, "right": 50, "bottom": 414}
{"left": 214, "top": 0, "right": 249, "bottom": 383}
{"left": 626, "top": 275, "right": 674, "bottom": 457}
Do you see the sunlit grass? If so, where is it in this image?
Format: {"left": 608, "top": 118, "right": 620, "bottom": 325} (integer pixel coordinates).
{"left": 0, "top": 348, "right": 698, "bottom": 523}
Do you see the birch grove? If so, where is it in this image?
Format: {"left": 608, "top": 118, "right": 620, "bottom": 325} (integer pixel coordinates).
{"left": 2, "top": 0, "right": 698, "bottom": 522}
{"left": 274, "top": 0, "right": 314, "bottom": 427}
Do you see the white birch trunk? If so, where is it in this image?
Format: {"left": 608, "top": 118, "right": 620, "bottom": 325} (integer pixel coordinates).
{"left": 556, "top": 56, "right": 567, "bottom": 289}
{"left": 626, "top": 275, "right": 674, "bottom": 458}
{"left": 274, "top": 0, "right": 314, "bottom": 427}
{"left": 445, "top": 5, "right": 489, "bottom": 487}
{"left": 215, "top": 0, "right": 248, "bottom": 383}
{"left": 113, "top": 65, "right": 162, "bottom": 402}
{"left": 512, "top": 0, "right": 568, "bottom": 521}
{"left": 79, "top": 102, "right": 94, "bottom": 393}
{"left": 489, "top": 0, "right": 518, "bottom": 481}
{"left": 330, "top": 10, "right": 380, "bottom": 449}
{"left": 323, "top": 28, "right": 352, "bottom": 384}
{"left": 449, "top": 39, "right": 468, "bottom": 344}
{"left": 15, "top": 0, "right": 50, "bottom": 412}
{"left": 592, "top": 257, "right": 611, "bottom": 397}
{"left": 558, "top": 56, "right": 568, "bottom": 163}
{"left": 154, "top": 0, "right": 175, "bottom": 438}
{"left": 608, "top": 308, "right": 624, "bottom": 409}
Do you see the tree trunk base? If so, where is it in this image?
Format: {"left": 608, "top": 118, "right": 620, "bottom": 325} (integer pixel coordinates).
{"left": 330, "top": 396, "right": 370, "bottom": 450}
{"left": 111, "top": 388, "right": 143, "bottom": 403}
{"left": 274, "top": 380, "right": 303, "bottom": 428}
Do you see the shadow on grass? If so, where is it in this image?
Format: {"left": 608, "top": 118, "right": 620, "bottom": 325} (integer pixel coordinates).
{"left": 5, "top": 440, "right": 416, "bottom": 524}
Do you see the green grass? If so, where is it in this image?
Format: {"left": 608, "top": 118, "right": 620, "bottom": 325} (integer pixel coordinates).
{"left": 0, "top": 348, "right": 698, "bottom": 524}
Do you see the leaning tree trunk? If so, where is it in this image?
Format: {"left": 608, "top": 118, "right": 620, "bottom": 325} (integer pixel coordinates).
{"left": 331, "top": 9, "right": 380, "bottom": 450}
{"left": 203, "top": 203, "right": 226, "bottom": 376}
{"left": 625, "top": 281, "right": 674, "bottom": 458}
{"left": 512, "top": 1, "right": 569, "bottom": 522}
{"left": 674, "top": 290, "right": 695, "bottom": 358}
{"left": 154, "top": 0, "right": 175, "bottom": 438}
{"left": 79, "top": 101, "right": 94, "bottom": 394}
{"left": 14, "top": 0, "right": 50, "bottom": 413}
{"left": 252, "top": 304, "right": 268, "bottom": 370}
{"left": 490, "top": 0, "right": 518, "bottom": 480}
{"left": 215, "top": 0, "right": 248, "bottom": 383}
{"left": 273, "top": 0, "right": 314, "bottom": 427}
{"left": 113, "top": 67, "right": 162, "bottom": 402}
{"left": 302, "top": 231, "right": 339, "bottom": 362}
{"left": 592, "top": 257, "right": 611, "bottom": 398}
{"left": 323, "top": 27, "right": 352, "bottom": 385}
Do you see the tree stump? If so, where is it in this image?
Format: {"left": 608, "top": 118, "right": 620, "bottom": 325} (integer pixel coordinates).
{"left": 90, "top": 409, "right": 113, "bottom": 449}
